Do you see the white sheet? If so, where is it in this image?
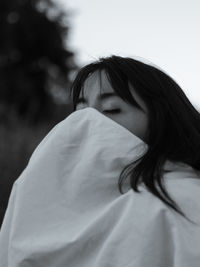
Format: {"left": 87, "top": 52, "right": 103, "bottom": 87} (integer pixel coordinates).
{"left": 0, "top": 107, "right": 200, "bottom": 267}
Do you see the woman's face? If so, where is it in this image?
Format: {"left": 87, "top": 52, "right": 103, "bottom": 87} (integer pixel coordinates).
{"left": 75, "top": 70, "right": 149, "bottom": 143}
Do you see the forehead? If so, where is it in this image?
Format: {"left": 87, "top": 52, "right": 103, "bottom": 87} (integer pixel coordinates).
{"left": 81, "top": 70, "right": 113, "bottom": 97}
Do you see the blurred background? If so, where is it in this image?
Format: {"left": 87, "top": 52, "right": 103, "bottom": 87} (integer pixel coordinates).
{"left": 0, "top": 0, "right": 200, "bottom": 227}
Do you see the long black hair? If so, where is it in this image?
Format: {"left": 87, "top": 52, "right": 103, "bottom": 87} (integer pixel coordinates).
{"left": 69, "top": 55, "right": 200, "bottom": 225}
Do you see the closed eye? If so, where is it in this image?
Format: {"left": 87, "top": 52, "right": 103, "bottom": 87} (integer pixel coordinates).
{"left": 103, "top": 109, "right": 121, "bottom": 114}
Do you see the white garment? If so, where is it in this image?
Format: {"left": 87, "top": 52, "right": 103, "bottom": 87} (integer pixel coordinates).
{"left": 0, "top": 107, "right": 200, "bottom": 267}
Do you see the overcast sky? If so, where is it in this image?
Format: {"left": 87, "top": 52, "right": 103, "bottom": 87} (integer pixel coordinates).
{"left": 57, "top": 0, "right": 200, "bottom": 109}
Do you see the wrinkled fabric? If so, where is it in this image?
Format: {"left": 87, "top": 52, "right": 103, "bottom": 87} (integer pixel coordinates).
{"left": 0, "top": 107, "right": 200, "bottom": 267}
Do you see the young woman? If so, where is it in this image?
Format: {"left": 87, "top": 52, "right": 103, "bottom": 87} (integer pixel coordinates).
{"left": 70, "top": 55, "right": 200, "bottom": 224}
{"left": 1, "top": 55, "right": 200, "bottom": 267}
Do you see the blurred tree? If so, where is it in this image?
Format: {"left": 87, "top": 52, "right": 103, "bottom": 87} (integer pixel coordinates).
{"left": 0, "top": 0, "right": 77, "bottom": 228}
{"left": 0, "top": 0, "right": 76, "bottom": 124}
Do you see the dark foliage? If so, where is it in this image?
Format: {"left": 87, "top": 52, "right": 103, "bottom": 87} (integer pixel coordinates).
{"left": 0, "top": 0, "right": 75, "bottom": 227}
{"left": 0, "top": 0, "right": 76, "bottom": 124}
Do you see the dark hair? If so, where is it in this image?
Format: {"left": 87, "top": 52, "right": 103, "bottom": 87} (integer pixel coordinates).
{"left": 69, "top": 55, "right": 200, "bottom": 225}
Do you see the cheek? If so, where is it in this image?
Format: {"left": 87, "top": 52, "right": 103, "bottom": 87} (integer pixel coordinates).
{"left": 119, "top": 113, "right": 148, "bottom": 138}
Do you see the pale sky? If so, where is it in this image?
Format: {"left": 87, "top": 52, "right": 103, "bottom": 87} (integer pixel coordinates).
{"left": 56, "top": 0, "right": 200, "bottom": 109}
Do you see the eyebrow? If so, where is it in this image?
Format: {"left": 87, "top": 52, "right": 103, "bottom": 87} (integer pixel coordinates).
{"left": 76, "top": 92, "right": 120, "bottom": 104}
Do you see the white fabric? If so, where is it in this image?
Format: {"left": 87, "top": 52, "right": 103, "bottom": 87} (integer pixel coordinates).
{"left": 1, "top": 107, "right": 200, "bottom": 267}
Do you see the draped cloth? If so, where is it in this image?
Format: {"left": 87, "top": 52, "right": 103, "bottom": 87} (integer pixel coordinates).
{"left": 0, "top": 107, "right": 200, "bottom": 267}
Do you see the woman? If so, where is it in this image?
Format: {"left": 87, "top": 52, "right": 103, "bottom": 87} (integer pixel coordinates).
{"left": 0, "top": 55, "right": 200, "bottom": 267}
{"left": 70, "top": 55, "right": 200, "bottom": 222}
